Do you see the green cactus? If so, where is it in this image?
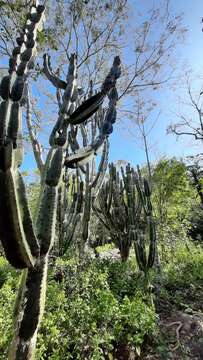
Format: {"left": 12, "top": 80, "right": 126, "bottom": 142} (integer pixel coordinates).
{"left": 132, "top": 166, "right": 156, "bottom": 273}
{"left": 94, "top": 163, "right": 141, "bottom": 261}
{"left": 0, "top": 2, "right": 121, "bottom": 359}
{"left": 56, "top": 80, "right": 118, "bottom": 257}
{"left": 94, "top": 163, "right": 156, "bottom": 267}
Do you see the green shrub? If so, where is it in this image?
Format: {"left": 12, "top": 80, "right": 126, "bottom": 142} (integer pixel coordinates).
{"left": 102, "top": 258, "right": 140, "bottom": 300}
{"left": 163, "top": 242, "right": 203, "bottom": 286}
{"left": 36, "top": 258, "right": 157, "bottom": 359}
{"left": 0, "top": 257, "right": 20, "bottom": 359}
{"left": 113, "top": 294, "right": 157, "bottom": 351}
{"left": 0, "top": 255, "right": 157, "bottom": 359}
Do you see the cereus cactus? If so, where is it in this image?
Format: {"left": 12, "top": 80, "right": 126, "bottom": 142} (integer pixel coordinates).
{"left": 56, "top": 81, "right": 119, "bottom": 256}
{"left": 0, "top": 2, "right": 121, "bottom": 359}
{"left": 94, "top": 163, "right": 142, "bottom": 261}
{"left": 131, "top": 166, "right": 156, "bottom": 274}
{"left": 0, "top": 3, "right": 45, "bottom": 271}
{"left": 43, "top": 56, "right": 120, "bottom": 257}
{"left": 57, "top": 131, "right": 109, "bottom": 257}
{"left": 94, "top": 163, "right": 156, "bottom": 268}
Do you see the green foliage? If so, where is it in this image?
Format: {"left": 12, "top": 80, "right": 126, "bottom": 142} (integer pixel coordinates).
{"left": 27, "top": 182, "right": 41, "bottom": 217}
{"left": 0, "top": 256, "right": 157, "bottom": 359}
{"left": 188, "top": 204, "right": 203, "bottom": 245}
{"left": 105, "top": 259, "right": 140, "bottom": 300}
{"left": 1, "top": 240, "right": 202, "bottom": 359}
{"left": 163, "top": 242, "right": 203, "bottom": 287}
{"left": 152, "top": 158, "right": 194, "bottom": 222}
{"left": 36, "top": 258, "right": 156, "bottom": 359}
{"left": 113, "top": 294, "right": 156, "bottom": 349}
{"left": 152, "top": 158, "right": 197, "bottom": 257}
{"left": 154, "top": 242, "right": 203, "bottom": 359}
{"left": 37, "top": 28, "right": 59, "bottom": 51}
{"left": 0, "top": 257, "right": 20, "bottom": 359}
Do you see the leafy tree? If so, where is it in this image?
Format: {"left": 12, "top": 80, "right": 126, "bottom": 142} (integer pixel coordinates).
{"left": 152, "top": 158, "right": 196, "bottom": 259}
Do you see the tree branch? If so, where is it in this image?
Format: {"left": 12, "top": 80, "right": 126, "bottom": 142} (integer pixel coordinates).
{"left": 25, "top": 85, "right": 44, "bottom": 173}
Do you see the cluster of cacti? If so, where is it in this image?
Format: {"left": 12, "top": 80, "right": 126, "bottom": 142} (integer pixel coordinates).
{"left": 0, "top": 2, "right": 121, "bottom": 358}
{"left": 93, "top": 163, "right": 138, "bottom": 261}
{"left": 55, "top": 78, "right": 119, "bottom": 256}
{"left": 94, "top": 163, "right": 156, "bottom": 270}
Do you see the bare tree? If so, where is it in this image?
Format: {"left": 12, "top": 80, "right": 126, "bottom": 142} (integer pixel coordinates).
{"left": 0, "top": 1, "right": 186, "bottom": 162}
{"left": 168, "top": 78, "right": 203, "bottom": 142}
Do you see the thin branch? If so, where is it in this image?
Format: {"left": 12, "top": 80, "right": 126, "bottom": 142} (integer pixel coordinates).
{"left": 25, "top": 84, "right": 44, "bottom": 173}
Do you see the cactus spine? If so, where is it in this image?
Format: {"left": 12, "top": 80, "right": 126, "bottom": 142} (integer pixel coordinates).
{"left": 0, "top": 3, "right": 121, "bottom": 358}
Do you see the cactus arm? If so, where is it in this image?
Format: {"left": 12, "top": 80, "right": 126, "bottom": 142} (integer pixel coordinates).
{"left": 49, "top": 53, "right": 78, "bottom": 146}
{"left": 80, "top": 123, "right": 88, "bottom": 147}
{"left": 106, "top": 163, "right": 114, "bottom": 213}
{"left": 88, "top": 88, "right": 113, "bottom": 193}
{"left": 64, "top": 142, "right": 103, "bottom": 167}
{"left": 68, "top": 125, "right": 80, "bottom": 151}
{"left": 68, "top": 125, "right": 88, "bottom": 175}
{"left": 68, "top": 55, "right": 121, "bottom": 128}
{"left": 64, "top": 58, "right": 120, "bottom": 169}
{"left": 62, "top": 178, "right": 84, "bottom": 254}
{"left": 133, "top": 231, "right": 146, "bottom": 272}
{"left": 34, "top": 145, "right": 64, "bottom": 255}
{"left": 69, "top": 92, "right": 105, "bottom": 125}
{"left": 133, "top": 169, "right": 157, "bottom": 272}
{"left": 80, "top": 159, "right": 91, "bottom": 246}
{"left": 90, "top": 139, "right": 109, "bottom": 194}
{"left": 0, "top": 3, "right": 45, "bottom": 269}
{"left": 9, "top": 256, "right": 48, "bottom": 360}
{"left": 64, "top": 178, "right": 78, "bottom": 228}
{"left": 97, "top": 186, "right": 116, "bottom": 231}
{"left": 43, "top": 54, "right": 67, "bottom": 89}
{"left": 0, "top": 170, "right": 39, "bottom": 268}
{"left": 147, "top": 219, "right": 156, "bottom": 268}
{"left": 92, "top": 201, "right": 111, "bottom": 232}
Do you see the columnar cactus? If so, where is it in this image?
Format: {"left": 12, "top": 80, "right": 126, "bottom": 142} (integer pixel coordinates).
{"left": 53, "top": 75, "right": 119, "bottom": 256}
{"left": 0, "top": 3, "right": 121, "bottom": 359}
{"left": 94, "top": 163, "right": 156, "bottom": 268}
{"left": 0, "top": 3, "right": 45, "bottom": 270}
{"left": 94, "top": 163, "right": 142, "bottom": 261}
{"left": 131, "top": 166, "right": 156, "bottom": 273}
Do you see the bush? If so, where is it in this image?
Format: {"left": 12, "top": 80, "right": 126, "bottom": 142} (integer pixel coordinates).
{"left": 188, "top": 204, "right": 203, "bottom": 245}
{"left": 162, "top": 242, "right": 203, "bottom": 287}
{"left": 0, "top": 256, "right": 157, "bottom": 359}
{"left": 36, "top": 258, "right": 157, "bottom": 359}
{"left": 0, "top": 257, "right": 20, "bottom": 360}
{"left": 103, "top": 258, "right": 140, "bottom": 300}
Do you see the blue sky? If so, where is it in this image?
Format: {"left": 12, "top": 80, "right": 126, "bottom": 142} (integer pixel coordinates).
{"left": 1, "top": 0, "right": 203, "bottom": 176}
{"left": 25, "top": 0, "right": 203, "bottom": 175}
{"left": 108, "top": 0, "right": 203, "bottom": 168}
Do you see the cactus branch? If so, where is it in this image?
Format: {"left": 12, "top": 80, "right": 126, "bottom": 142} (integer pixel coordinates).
{"left": 43, "top": 54, "right": 67, "bottom": 89}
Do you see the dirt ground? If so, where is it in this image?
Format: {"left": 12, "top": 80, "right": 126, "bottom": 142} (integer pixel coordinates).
{"left": 143, "top": 281, "right": 203, "bottom": 360}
